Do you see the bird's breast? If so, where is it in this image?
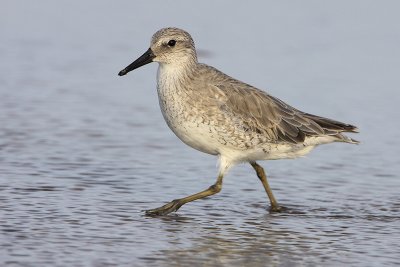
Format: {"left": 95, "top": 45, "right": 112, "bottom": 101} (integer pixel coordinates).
{"left": 156, "top": 74, "right": 219, "bottom": 155}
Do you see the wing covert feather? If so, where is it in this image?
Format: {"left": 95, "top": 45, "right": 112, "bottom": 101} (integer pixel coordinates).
{"left": 210, "top": 82, "right": 329, "bottom": 144}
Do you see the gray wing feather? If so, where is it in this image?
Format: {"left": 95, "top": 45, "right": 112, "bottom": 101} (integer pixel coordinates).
{"left": 211, "top": 80, "right": 356, "bottom": 144}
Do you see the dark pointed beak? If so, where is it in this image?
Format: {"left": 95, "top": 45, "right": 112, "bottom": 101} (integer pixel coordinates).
{"left": 118, "top": 48, "right": 155, "bottom": 76}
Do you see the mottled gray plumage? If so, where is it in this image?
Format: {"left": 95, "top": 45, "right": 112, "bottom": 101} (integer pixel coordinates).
{"left": 180, "top": 64, "right": 358, "bottom": 146}
{"left": 118, "top": 27, "right": 359, "bottom": 215}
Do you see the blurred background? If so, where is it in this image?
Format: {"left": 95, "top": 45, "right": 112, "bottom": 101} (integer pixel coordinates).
{"left": 1, "top": 1, "right": 399, "bottom": 266}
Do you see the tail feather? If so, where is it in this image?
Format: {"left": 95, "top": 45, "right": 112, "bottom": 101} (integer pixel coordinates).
{"left": 334, "top": 133, "right": 360, "bottom": 144}
{"left": 302, "top": 113, "right": 359, "bottom": 144}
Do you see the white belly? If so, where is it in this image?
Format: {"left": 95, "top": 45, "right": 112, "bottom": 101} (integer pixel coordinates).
{"left": 158, "top": 98, "right": 220, "bottom": 155}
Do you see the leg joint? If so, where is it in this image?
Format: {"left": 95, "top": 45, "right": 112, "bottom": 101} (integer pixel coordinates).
{"left": 251, "top": 162, "right": 267, "bottom": 180}
{"left": 208, "top": 183, "right": 222, "bottom": 193}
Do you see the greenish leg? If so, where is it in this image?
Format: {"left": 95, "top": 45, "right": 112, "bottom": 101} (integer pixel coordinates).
{"left": 145, "top": 174, "right": 224, "bottom": 216}
{"left": 250, "top": 162, "right": 282, "bottom": 212}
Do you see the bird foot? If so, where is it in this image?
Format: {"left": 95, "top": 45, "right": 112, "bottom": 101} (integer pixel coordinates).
{"left": 269, "top": 204, "right": 285, "bottom": 213}
{"left": 145, "top": 199, "right": 182, "bottom": 216}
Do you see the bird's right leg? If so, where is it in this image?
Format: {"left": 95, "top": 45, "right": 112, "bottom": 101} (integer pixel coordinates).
{"left": 145, "top": 174, "right": 224, "bottom": 216}
{"left": 250, "top": 162, "right": 282, "bottom": 212}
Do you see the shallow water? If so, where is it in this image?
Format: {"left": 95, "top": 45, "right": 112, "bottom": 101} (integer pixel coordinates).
{"left": 1, "top": 1, "right": 400, "bottom": 266}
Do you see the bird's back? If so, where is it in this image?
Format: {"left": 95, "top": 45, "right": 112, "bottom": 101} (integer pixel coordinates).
{"left": 188, "top": 63, "right": 358, "bottom": 147}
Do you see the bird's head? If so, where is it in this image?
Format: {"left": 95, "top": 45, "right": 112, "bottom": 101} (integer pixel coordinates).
{"left": 118, "top": 27, "right": 197, "bottom": 76}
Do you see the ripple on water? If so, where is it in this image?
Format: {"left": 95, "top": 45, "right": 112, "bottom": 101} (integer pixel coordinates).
{"left": 1, "top": 1, "right": 400, "bottom": 266}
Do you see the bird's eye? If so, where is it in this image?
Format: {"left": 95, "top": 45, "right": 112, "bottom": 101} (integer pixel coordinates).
{"left": 167, "top": 40, "right": 176, "bottom": 47}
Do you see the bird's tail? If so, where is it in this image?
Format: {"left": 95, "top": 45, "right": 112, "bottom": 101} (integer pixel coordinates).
{"left": 302, "top": 113, "right": 359, "bottom": 144}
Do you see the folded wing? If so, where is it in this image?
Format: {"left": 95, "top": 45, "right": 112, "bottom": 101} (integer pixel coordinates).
{"left": 214, "top": 82, "right": 358, "bottom": 144}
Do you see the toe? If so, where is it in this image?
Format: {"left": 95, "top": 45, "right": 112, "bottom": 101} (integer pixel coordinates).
{"left": 144, "top": 200, "right": 182, "bottom": 216}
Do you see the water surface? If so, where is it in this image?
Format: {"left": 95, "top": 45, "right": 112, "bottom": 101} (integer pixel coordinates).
{"left": 1, "top": 1, "right": 400, "bottom": 266}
